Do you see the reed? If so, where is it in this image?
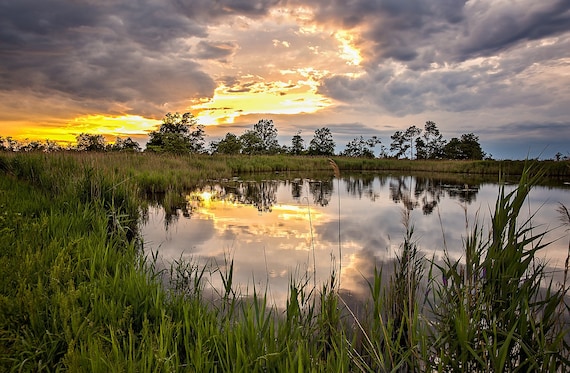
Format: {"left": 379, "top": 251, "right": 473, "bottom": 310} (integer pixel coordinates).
{"left": 430, "top": 163, "right": 569, "bottom": 371}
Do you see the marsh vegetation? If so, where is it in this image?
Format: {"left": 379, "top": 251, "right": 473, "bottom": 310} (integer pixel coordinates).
{"left": 0, "top": 152, "right": 569, "bottom": 371}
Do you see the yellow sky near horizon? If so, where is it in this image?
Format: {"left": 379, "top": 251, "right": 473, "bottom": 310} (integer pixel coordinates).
{"left": 0, "top": 5, "right": 366, "bottom": 145}
{"left": 3, "top": 75, "right": 338, "bottom": 144}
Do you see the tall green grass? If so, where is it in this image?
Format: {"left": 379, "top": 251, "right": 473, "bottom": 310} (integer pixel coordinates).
{"left": 430, "top": 164, "right": 569, "bottom": 371}
{"left": 0, "top": 152, "right": 568, "bottom": 371}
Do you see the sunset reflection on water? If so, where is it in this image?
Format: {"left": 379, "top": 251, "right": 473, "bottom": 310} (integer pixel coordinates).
{"left": 141, "top": 174, "right": 570, "bottom": 307}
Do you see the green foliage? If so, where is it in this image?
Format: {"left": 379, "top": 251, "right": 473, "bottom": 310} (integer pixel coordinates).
{"left": 108, "top": 137, "right": 141, "bottom": 152}
{"left": 290, "top": 130, "right": 305, "bottom": 155}
{"left": 146, "top": 112, "right": 205, "bottom": 154}
{"left": 239, "top": 119, "right": 280, "bottom": 155}
{"left": 76, "top": 133, "right": 107, "bottom": 151}
{"left": 431, "top": 163, "right": 568, "bottom": 371}
{"left": 443, "top": 132, "right": 485, "bottom": 160}
{"left": 211, "top": 132, "right": 242, "bottom": 154}
{"left": 391, "top": 124, "right": 428, "bottom": 159}
{"left": 308, "top": 127, "right": 335, "bottom": 156}
{"left": 417, "top": 121, "right": 446, "bottom": 159}
{"left": 253, "top": 119, "right": 280, "bottom": 154}
{"left": 390, "top": 130, "right": 410, "bottom": 159}
{"left": 404, "top": 125, "right": 422, "bottom": 159}
{"left": 239, "top": 129, "right": 264, "bottom": 155}
{"left": 341, "top": 136, "right": 380, "bottom": 158}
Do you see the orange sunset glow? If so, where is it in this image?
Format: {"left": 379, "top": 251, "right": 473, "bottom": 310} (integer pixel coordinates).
{"left": 192, "top": 80, "right": 333, "bottom": 125}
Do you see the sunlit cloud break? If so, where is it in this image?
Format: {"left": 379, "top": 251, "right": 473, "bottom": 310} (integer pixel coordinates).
{"left": 192, "top": 80, "right": 332, "bottom": 125}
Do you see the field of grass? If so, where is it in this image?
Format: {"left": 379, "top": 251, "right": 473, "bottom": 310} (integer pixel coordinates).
{"left": 0, "top": 152, "right": 569, "bottom": 371}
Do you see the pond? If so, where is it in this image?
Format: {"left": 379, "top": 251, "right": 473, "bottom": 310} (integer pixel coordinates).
{"left": 140, "top": 172, "right": 570, "bottom": 306}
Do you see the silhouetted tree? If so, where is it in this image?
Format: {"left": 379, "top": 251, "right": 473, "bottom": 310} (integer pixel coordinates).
{"left": 420, "top": 121, "right": 446, "bottom": 159}
{"left": 240, "top": 130, "right": 264, "bottom": 155}
{"left": 290, "top": 130, "right": 305, "bottom": 155}
{"left": 308, "top": 127, "right": 335, "bottom": 156}
{"left": 404, "top": 125, "right": 422, "bottom": 159}
{"left": 253, "top": 119, "right": 280, "bottom": 154}
{"left": 76, "top": 133, "right": 106, "bottom": 151}
{"left": 443, "top": 133, "right": 484, "bottom": 160}
{"left": 239, "top": 119, "right": 280, "bottom": 155}
{"left": 109, "top": 137, "right": 141, "bottom": 152}
{"left": 341, "top": 136, "right": 381, "bottom": 158}
{"left": 211, "top": 133, "right": 242, "bottom": 154}
{"left": 390, "top": 131, "right": 409, "bottom": 158}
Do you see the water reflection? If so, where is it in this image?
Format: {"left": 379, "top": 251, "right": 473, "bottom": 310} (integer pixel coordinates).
{"left": 141, "top": 173, "right": 570, "bottom": 306}
{"left": 388, "top": 175, "right": 479, "bottom": 215}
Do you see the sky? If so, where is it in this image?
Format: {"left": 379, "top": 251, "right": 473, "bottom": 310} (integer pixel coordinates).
{"left": 1, "top": 0, "right": 569, "bottom": 160}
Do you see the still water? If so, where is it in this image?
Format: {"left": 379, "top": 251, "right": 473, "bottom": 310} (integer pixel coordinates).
{"left": 141, "top": 172, "right": 570, "bottom": 305}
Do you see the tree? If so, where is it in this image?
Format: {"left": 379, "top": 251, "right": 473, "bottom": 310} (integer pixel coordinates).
{"left": 404, "top": 125, "right": 422, "bottom": 159}
{"left": 240, "top": 130, "right": 264, "bottom": 155}
{"left": 443, "top": 133, "right": 484, "bottom": 160}
{"left": 458, "top": 133, "right": 484, "bottom": 160}
{"left": 421, "top": 121, "right": 446, "bottom": 159}
{"left": 109, "top": 137, "right": 141, "bottom": 152}
{"left": 253, "top": 119, "right": 280, "bottom": 154}
{"left": 20, "top": 140, "right": 44, "bottom": 152}
{"left": 76, "top": 133, "right": 106, "bottom": 151}
{"left": 238, "top": 119, "right": 280, "bottom": 155}
{"left": 390, "top": 131, "right": 409, "bottom": 159}
{"left": 212, "top": 133, "right": 242, "bottom": 154}
{"left": 341, "top": 136, "right": 381, "bottom": 158}
{"left": 308, "top": 127, "right": 335, "bottom": 156}
{"left": 290, "top": 130, "right": 305, "bottom": 155}
{"left": 146, "top": 112, "right": 205, "bottom": 154}
{"left": 415, "top": 137, "right": 428, "bottom": 160}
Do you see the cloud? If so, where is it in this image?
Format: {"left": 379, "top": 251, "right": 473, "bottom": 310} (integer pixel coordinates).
{"left": 0, "top": 0, "right": 217, "bottom": 117}
{"left": 193, "top": 40, "right": 239, "bottom": 61}
{"left": 459, "top": 0, "right": 570, "bottom": 59}
{"left": 176, "top": 0, "right": 281, "bottom": 18}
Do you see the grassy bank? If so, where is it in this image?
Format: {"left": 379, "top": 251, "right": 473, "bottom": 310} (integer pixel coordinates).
{"left": 1, "top": 152, "right": 569, "bottom": 371}
{"left": 0, "top": 152, "right": 568, "bottom": 194}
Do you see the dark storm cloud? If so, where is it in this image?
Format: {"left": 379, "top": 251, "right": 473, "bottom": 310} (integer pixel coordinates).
{"left": 305, "top": 0, "right": 467, "bottom": 67}
{"left": 193, "top": 41, "right": 238, "bottom": 61}
{"left": 459, "top": 1, "right": 570, "bottom": 59}
{"left": 0, "top": 0, "right": 280, "bottom": 117}
{"left": 173, "top": 0, "right": 281, "bottom": 19}
{"left": 320, "top": 38, "right": 569, "bottom": 117}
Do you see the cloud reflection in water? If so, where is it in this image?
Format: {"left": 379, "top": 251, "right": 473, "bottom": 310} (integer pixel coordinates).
{"left": 141, "top": 173, "right": 570, "bottom": 306}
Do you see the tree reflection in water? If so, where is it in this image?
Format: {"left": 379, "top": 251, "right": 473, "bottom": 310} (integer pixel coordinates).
{"left": 147, "top": 174, "right": 482, "bottom": 229}
{"left": 237, "top": 181, "right": 278, "bottom": 213}
{"left": 387, "top": 175, "right": 479, "bottom": 215}
{"left": 344, "top": 174, "right": 379, "bottom": 201}
{"left": 185, "top": 180, "right": 279, "bottom": 214}
{"left": 308, "top": 179, "right": 333, "bottom": 207}
{"left": 142, "top": 172, "right": 570, "bottom": 312}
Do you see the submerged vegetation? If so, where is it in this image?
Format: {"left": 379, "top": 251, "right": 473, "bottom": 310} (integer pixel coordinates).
{"left": 0, "top": 151, "right": 569, "bottom": 371}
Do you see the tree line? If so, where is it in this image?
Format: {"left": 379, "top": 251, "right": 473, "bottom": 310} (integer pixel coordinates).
{"left": 1, "top": 112, "right": 491, "bottom": 160}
